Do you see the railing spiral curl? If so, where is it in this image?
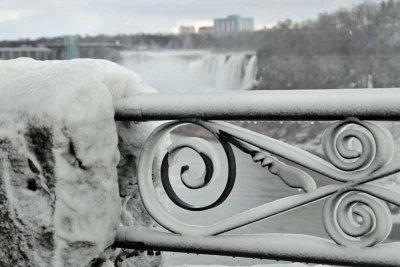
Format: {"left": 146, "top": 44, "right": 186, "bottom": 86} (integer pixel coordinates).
{"left": 138, "top": 120, "right": 236, "bottom": 235}
{"left": 322, "top": 118, "right": 394, "bottom": 178}
{"left": 160, "top": 134, "right": 236, "bottom": 211}
{"left": 323, "top": 187, "right": 393, "bottom": 248}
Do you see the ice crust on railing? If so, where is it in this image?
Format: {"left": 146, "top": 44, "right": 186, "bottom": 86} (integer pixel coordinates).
{"left": 0, "top": 58, "right": 163, "bottom": 266}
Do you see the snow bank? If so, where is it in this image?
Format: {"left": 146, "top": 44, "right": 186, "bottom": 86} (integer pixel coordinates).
{"left": 0, "top": 58, "right": 162, "bottom": 266}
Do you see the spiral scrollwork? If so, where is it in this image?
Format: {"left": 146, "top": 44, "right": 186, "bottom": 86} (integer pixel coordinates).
{"left": 323, "top": 189, "right": 392, "bottom": 248}
{"left": 138, "top": 120, "right": 237, "bottom": 234}
{"left": 161, "top": 135, "right": 236, "bottom": 211}
{"left": 322, "top": 118, "right": 394, "bottom": 177}
{"left": 137, "top": 119, "right": 399, "bottom": 238}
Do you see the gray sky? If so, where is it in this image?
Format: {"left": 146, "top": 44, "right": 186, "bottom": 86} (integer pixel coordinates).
{"left": 0, "top": 0, "right": 381, "bottom": 40}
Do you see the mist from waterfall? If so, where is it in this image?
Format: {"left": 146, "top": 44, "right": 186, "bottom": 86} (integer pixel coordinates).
{"left": 120, "top": 50, "right": 257, "bottom": 92}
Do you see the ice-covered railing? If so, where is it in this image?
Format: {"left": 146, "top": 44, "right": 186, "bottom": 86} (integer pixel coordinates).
{"left": 114, "top": 89, "right": 400, "bottom": 267}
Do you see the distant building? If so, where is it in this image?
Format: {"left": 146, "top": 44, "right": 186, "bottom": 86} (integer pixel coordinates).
{"left": 214, "top": 15, "right": 254, "bottom": 34}
{"left": 63, "top": 35, "right": 80, "bottom": 59}
{"left": 179, "top": 25, "right": 195, "bottom": 35}
{"left": 198, "top": 26, "right": 214, "bottom": 34}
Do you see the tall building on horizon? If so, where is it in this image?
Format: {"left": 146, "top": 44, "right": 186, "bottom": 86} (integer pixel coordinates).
{"left": 63, "top": 35, "right": 80, "bottom": 59}
{"left": 214, "top": 15, "right": 254, "bottom": 34}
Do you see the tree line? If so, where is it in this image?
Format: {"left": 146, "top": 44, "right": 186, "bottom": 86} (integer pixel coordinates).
{"left": 258, "top": 0, "right": 400, "bottom": 57}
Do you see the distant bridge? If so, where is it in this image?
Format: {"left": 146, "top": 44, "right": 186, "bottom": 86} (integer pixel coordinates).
{"left": 46, "top": 42, "right": 123, "bottom": 49}
{"left": 0, "top": 42, "right": 124, "bottom": 60}
{"left": 0, "top": 47, "right": 53, "bottom": 60}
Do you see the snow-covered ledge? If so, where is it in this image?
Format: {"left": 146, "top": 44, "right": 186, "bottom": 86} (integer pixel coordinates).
{"left": 0, "top": 58, "right": 161, "bottom": 266}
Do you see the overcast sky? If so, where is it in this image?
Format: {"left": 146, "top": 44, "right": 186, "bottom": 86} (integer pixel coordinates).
{"left": 0, "top": 0, "right": 381, "bottom": 40}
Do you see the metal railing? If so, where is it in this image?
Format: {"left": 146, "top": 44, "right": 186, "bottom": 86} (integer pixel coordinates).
{"left": 113, "top": 89, "right": 400, "bottom": 266}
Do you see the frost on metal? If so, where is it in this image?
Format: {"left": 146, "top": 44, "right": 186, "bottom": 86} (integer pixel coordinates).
{"left": 0, "top": 58, "right": 162, "bottom": 267}
{"left": 115, "top": 95, "right": 400, "bottom": 266}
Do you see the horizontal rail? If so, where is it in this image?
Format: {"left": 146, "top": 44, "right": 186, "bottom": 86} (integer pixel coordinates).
{"left": 115, "top": 227, "right": 400, "bottom": 266}
{"left": 114, "top": 89, "right": 400, "bottom": 121}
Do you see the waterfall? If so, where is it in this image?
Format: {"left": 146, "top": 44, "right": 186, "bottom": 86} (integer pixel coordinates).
{"left": 188, "top": 54, "right": 257, "bottom": 91}
{"left": 241, "top": 55, "right": 257, "bottom": 90}
{"left": 120, "top": 50, "right": 257, "bottom": 92}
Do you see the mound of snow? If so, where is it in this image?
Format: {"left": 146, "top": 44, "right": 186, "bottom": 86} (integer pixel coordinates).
{"left": 0, "top": 58, "right": 162, "bottom": 267}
